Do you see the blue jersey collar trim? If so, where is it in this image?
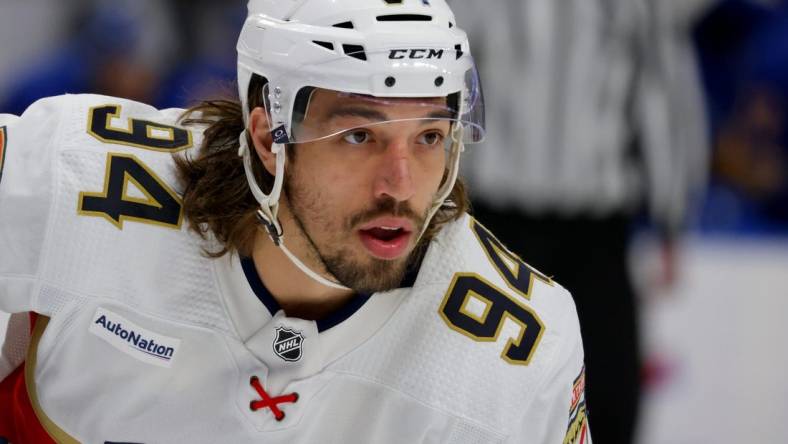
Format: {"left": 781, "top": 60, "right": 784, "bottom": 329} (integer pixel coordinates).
{"left": 239, "top": 252, "right": 422, "bottom": 333}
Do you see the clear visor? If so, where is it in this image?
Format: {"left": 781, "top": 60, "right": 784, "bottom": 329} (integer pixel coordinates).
{"left": 263, "top": 51, "right": 485, "bottom": 145}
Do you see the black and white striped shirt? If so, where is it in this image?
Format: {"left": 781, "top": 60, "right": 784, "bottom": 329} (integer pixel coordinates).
{"left": 451, "top": 0, "right": 710, "bottom": 230}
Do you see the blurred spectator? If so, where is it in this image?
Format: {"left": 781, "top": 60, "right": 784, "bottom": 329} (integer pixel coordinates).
{"left": 155, "top": 0, "right": 246, "bottom": 108}
{"left": 696, "top": 0, "right": 788, "bottom": 233}
{"left": 0, "top": 0, "right": 72, "bottom": 100}
{"left": 0, "top": 0, "right": 246, "bottom": 112}
{"left": 449, "top": 0, "right": 710, "bottom": 443}
{"left": 0, "top": 0, "right": 174, "bottom": 115}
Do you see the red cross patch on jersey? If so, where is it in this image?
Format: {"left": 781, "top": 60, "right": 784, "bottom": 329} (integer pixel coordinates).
{"left": 0, "top": 126, "right": 7, "bottom": 184}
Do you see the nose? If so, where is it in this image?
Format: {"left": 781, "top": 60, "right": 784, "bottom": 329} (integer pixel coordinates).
{"left": 373, "top": 138, "right": 415, "bottom": 202}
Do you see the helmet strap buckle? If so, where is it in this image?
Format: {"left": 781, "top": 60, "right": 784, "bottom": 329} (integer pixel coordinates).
{"left": 256, "top": 208, "right": 283, "bottom": 246}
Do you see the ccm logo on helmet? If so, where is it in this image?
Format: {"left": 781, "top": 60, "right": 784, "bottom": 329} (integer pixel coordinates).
{"left": 389, "top": 49, "right": 445, "bottom": 60}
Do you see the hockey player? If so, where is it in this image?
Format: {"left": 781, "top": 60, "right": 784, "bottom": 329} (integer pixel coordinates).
{"left": 0, "top": 1, "right": 591, "bottom": 443}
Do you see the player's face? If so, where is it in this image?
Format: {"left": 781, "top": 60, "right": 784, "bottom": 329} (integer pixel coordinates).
{"left": 282, "top": 89, "right": 450, "bottom": 293}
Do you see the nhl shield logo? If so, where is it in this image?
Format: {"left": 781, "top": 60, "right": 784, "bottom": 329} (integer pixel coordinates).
{"left": 273, "top": 327, "right": 304, "bottom": 362}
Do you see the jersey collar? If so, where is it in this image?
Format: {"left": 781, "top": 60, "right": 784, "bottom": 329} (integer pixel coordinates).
{"left": 238, "top": 256, "right": 373, "bottom": 333}
{"left": 213, "top": 250, "right": 422, "bottom": 368}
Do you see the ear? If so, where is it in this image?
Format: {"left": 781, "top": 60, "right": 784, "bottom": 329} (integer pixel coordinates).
{"left": 249, "top": 107, "right": 277, "bottom": 175}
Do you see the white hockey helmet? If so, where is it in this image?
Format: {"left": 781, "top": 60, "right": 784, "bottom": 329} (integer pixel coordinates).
{"left": 236, "top": 0, "right": 485, "bottom": 289}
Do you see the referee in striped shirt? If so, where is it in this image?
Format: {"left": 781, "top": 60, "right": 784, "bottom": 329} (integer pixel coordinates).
{"left": 450, "top": 1, "right": 710, "bottom": 442}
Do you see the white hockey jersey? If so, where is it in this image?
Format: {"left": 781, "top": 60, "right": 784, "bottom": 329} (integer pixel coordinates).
{"left": 0, "top": 94, "right": 590, "bottom": 444}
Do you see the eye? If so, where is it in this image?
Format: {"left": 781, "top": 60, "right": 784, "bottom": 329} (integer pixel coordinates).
{"left": 416, "top": 130, "right": 445, "bottom": 147}
{"left": 342, "top": 129, "right": 373, "bottom": 145}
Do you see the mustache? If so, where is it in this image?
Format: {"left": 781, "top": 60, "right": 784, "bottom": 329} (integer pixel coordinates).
{"left": 348, "top": 198, "right": 424, "bottom": 230}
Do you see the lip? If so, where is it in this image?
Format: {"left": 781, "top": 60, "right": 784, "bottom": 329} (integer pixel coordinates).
{"left": 357, "top": 217, "right": 415, "bottom": 260}
{"left": 358, "top": 217, "right": 415, "bottom": 233}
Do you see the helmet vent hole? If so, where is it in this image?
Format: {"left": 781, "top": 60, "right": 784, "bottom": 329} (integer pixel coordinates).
{"left": 449, "top": 22, "right": 454, "bottom": 28}
{"left": 312, "top": 41, "right": 335, "bottom": 51}
{"left": 455, "top": 44, "right": 463, "bottom": 59}
{"left": 342, "top": 44, "right": 367, "bottom": 61}
{"left": 435, "top": 76, "right": 444, "bottom": 87}
{"left": 383, "top": 0, "right": 404, "bottom": 4}
{"left": 333, "top": 21, "right": 354, "bottom": 29}
{"left": 385, "top": 77, "right": 397, "bottom": 87}
{"left": 377, "top": 14, "right": 433, "bottom": 22}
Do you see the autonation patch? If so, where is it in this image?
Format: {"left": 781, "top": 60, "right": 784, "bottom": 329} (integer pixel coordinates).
{"left": 89, "top": 308, "right": 180, "bottom": 368}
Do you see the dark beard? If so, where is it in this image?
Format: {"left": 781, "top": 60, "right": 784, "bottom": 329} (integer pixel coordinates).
{"left": 321, "top": 252, "right": 407, "bottom": 293}
{"left": 285, "top": 178, "right": 429, "bottom": 293}
{"left": 320, "top": 242, "right": 425, "bottom": 293}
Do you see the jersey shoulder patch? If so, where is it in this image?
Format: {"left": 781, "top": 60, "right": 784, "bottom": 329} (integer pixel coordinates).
{"left": 564, "top": 366, "right": 590, "bottom": 444}
{"left": 0, "top": 125, "right": 7, "bottom": 185}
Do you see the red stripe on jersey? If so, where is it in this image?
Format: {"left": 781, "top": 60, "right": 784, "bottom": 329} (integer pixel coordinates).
{"left": 579, "top": 422, "right": 588, "bottom": 444}
{"left": 29, "top": 312, "right": 37, "bottom": 334}
{"left": 0, "top": 126, "right": 7, "bottom": 183}
{"left": 0, "top": 313, "right": 58, "bottom": 443}
{"left": 0, "top": 364, "right": 56, "bottom": 444}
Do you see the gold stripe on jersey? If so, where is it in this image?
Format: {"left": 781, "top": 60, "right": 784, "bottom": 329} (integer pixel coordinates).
{"left": 563, "top": 403, "right": 589, "bottom": 444}
{"left": 26, "top": 316, "right": 81, "bottom": 444}
{"left": 564, "top": 366, "right": 589, "bottom": 444}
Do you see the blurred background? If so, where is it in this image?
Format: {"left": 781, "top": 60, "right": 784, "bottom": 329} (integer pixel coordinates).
{"left": 0, "top": 0, "right": 787, "bottom": 442}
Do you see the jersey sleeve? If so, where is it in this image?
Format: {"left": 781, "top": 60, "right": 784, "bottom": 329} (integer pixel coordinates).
{"left": 510, "top": 296, "right": 592, "bottom": 444}
{"left": 0, "top": 96, "right": 67, "bottom": 314}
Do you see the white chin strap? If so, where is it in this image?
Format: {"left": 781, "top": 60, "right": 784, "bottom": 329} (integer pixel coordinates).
{"left": 238, "top": 124, "right": 464, "bottom": 293}
{"left": 417, "top": 124, "right": 465, "bottom": 241}
{"left": 238, "top": 131, "right": 351, "bottom": 291}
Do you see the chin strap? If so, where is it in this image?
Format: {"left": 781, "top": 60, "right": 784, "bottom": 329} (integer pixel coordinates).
{"left": 239, "top": 131, "right": 284, "bottom": 244}
{"left": 239, "top": 130, "right": 351, "bottom": 291}
{"left": 416, "top": 124, "right": 465, "bottom": 242}
{"left": 277, "top": 236, "right": 351, "bottom": 291}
